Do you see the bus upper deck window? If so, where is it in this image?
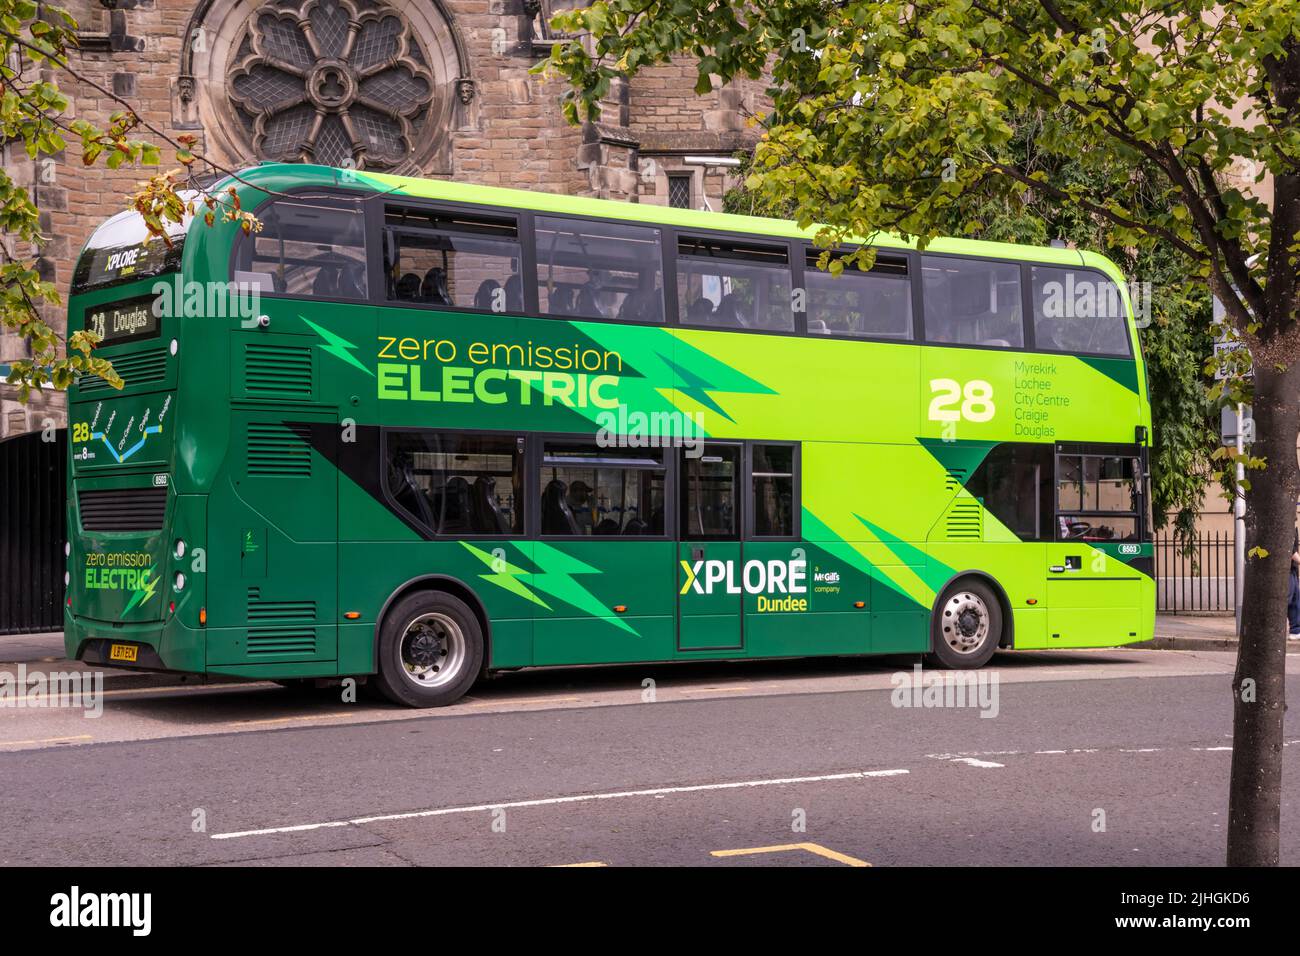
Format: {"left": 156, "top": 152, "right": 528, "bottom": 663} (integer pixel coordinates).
{"left": 922, "top": 256, "right": 1023, "bottom": 348}
{"left": 534, "top": 217, "right": 665, "bottom": 323}
{"left": 805, "top": 249, "right": 912, "bottom": 340}
{"left": 1031, "top": 266, "right": 1131, "bottom": 357}
{"left": 237, "top": 201, "right": 367, "bottom": 300}
{"left": 384, "top": 208, "right": 522, "bottom": 313}
{"left": 677, "top": 238, "right": 793, "bottom": 333}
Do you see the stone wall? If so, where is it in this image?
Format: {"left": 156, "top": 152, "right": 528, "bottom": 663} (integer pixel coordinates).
{"left": 0, "top": 0, "right": 759, "bottom": 437}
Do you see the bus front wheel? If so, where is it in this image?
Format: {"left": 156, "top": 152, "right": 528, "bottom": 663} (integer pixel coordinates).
{"left": 374, "top": 591, "right": 483, "bottom": 707}
{"left": 927, "top": 578, "right": 1002, "bottom": 669}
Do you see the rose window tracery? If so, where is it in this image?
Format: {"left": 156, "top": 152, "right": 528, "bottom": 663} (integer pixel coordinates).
{"left": 228, "top": 0, "right": 436, "bottom": 169}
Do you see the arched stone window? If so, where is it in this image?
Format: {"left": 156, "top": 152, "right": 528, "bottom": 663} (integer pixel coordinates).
{"left": 180, "top": 0, "right": 471, "bottom": 173}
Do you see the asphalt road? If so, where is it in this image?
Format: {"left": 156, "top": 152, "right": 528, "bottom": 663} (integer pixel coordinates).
{"left": 1, "top": 648, "right": 1297, "bottom": 866}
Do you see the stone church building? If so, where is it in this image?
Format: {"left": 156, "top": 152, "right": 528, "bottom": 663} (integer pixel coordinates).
{"left": 0, "top": 0, "right": 763, "bottom": 437}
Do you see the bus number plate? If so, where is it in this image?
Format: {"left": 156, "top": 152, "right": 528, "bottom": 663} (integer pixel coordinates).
{"left": 108, "top": 643, "right": 138, "bottom": 663}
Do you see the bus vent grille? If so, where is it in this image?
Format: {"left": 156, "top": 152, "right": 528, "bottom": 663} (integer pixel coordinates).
{"left": 246, "top": 588, "right": 316, "bottom": 623}
{"left": 244, "top": 344, "right": 312, "bottom": 397}
{"left": 246, "top": 422, "right": 312, "bottom": 477}
{"left": 944, "top": 499, "right": 983, "bottom": 539}
{"left": 78, "top": 486, "right": 168, "bottom": 531}
{"left": 944, "top": 468, "right": 968, "bottom": 492}
{"left": 246, "top": 629, "right": 317, "bottom": 657}
{"left": 79, "top": 348, "right": 168, "bottom": 391}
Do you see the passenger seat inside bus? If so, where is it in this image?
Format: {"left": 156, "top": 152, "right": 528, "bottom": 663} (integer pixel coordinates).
{"left": 471, "top": 476, "right": 512, "bottom": 534}
{"left": 389, "top": 452, "right": 436, "bottom": 531}
{"left": 311, "top": 259, "right": 366, "bottom": 299}
{"left": 441, "top": 476, "right": 473, "bottom": 532}
{"left": 395, "top": 273, "right": 421, "bottom": 300}
{"left": 421, "top": 268, "right": 450, "bottom": 305}
{"left": 541, "top": 479, "right": 580, "bottom": 535}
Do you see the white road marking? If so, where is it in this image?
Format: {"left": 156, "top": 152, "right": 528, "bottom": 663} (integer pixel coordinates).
{"left": 210, "top": 768, "right": 911, "bottom": 840}
{"left": 950, "top": 757, "right": 1004, "bottom": 768}
{"left": 925, "top": 750, "right": 1021, "bottom": 759}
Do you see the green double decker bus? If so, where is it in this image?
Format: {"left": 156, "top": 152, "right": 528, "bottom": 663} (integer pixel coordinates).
{"left": 63, "top": 164, "right": 1154, "bottom": 706}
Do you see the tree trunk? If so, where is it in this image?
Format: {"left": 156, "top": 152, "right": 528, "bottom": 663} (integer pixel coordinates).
{"left": 1226, "top": 362, "right": 1299, "bottom": 865}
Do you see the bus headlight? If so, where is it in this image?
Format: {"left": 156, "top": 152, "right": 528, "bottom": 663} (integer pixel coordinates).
{"left": 174, "top": 572, "right": 186, "bottom": 592}
{"left": 64, "top": 571, "right": 70, "bottom": 586}
{"left": 64, "top": 541, "right": 70, "bottom": 557}
{"left": 174, "top": 539, "right": 186, "bottom": 559}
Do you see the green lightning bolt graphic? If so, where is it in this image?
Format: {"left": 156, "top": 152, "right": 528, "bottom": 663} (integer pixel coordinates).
{"left": 530, "top": 541, "right": 638, "bottom": 635}
{"left": 120, "top": 565, "right": 158, "bottom": 617}
{"left": 302, "top": 317, "right": 374, "bottom": 377}
{"left": 656, "top": 352, "right": 737, "bottom": 422}
{"left": 460, "top": 542, "right": 551, "bottom": 609}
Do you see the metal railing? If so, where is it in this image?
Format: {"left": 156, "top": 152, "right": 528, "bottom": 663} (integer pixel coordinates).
{"left": 1154, "top": 530, "right": 1235, "bottom": 614}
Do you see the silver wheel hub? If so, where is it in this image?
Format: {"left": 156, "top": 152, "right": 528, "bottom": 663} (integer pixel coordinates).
{"left": 399, "top": 612, "right": 466, "bottom": 689}
{"left": 941, "top": 591, "right": 990, "bottom": 655}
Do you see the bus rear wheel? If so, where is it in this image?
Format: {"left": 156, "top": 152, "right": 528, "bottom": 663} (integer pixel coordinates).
{"left": 374, "top": 591, "right": 483, "bottom": 707}
{"left": 927, "top": 578, "right": 1002, "bottom": 669}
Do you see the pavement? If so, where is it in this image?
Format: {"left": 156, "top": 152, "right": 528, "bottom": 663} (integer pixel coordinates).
{"left": 0, "top": 624, "right": 1298, "bottom": 866}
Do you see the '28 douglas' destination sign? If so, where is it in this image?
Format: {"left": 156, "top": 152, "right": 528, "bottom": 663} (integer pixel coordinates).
{"left": 84, "top": 295, "right": 160, "bottom": 346}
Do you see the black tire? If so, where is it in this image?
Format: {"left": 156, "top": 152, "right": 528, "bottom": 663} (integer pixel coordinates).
{"left": 927, "top": 578, "right": 1002, "bottom": 669}
{"left": 373, "top": 590, "right": 483, "bottom": 707}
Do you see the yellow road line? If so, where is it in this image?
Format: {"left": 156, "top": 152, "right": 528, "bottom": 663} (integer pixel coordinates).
{"left": 0, "top": 734, "right": 94, "bottom": 748}
{"left": 711, "top": 842, "right": 870, "bottom": 867}
{"left": 678, "top": 686, "right": 752, "bottom": 695}
{"left": 550, "top": 861, "right": 608, "bottom": 867}
{"left": 465, "top": 696, "right": 582, "bottom": 708}
{"left": 231, "top": 712, "right": 360, "bottom": 727}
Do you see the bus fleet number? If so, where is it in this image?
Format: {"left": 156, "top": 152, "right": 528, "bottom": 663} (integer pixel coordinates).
{"left": 928, "top": 379, "right": 995, "bottom": 423}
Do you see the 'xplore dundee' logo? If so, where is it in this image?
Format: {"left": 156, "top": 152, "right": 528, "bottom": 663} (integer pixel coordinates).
{"left": 680, "top": 557, "right": 809, "bottom": 612}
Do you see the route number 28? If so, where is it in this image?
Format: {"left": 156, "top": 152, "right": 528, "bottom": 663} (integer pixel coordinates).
{"left": 71, "top": 422, "right": 91, "bottom": 443}
{"left": 928, "top": 379, "right": 995, "bottom": 423}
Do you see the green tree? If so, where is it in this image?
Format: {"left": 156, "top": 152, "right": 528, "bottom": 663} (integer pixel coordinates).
{"left": 546, "top": 1, "right": 1299, "bottom": 864}
{"left": 1, "top": 1, "right": 247, "bottom": 399}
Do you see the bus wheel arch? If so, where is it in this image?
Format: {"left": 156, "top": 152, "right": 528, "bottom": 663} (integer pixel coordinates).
{"left": 926, "top": 571, "right": 1013, "bottom": 668}
{"left": 374, "top": 574, "right": 492, "bottom": 678}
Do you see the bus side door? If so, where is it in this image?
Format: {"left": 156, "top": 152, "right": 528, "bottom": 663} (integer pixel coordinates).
{"left": 678, "top": 443, "right": 744, "bottom": 652}
{"left": 1046, "top": 446, "right": 1144, "bottom": 647}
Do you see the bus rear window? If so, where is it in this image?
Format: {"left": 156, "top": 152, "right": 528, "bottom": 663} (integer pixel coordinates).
{"left": 71, "top": 209, "right": 187, "bottom": 295}
{"left": 234, "top": 200, "right": 368, "bottom": 300}
{"left": 1031, "top": 267, "right": 1131, "bottom": 357}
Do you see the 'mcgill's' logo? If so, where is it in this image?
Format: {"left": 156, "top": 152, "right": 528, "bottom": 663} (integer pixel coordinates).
{"left": 681, "top": 558, "right": 808, "bottom": 612}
